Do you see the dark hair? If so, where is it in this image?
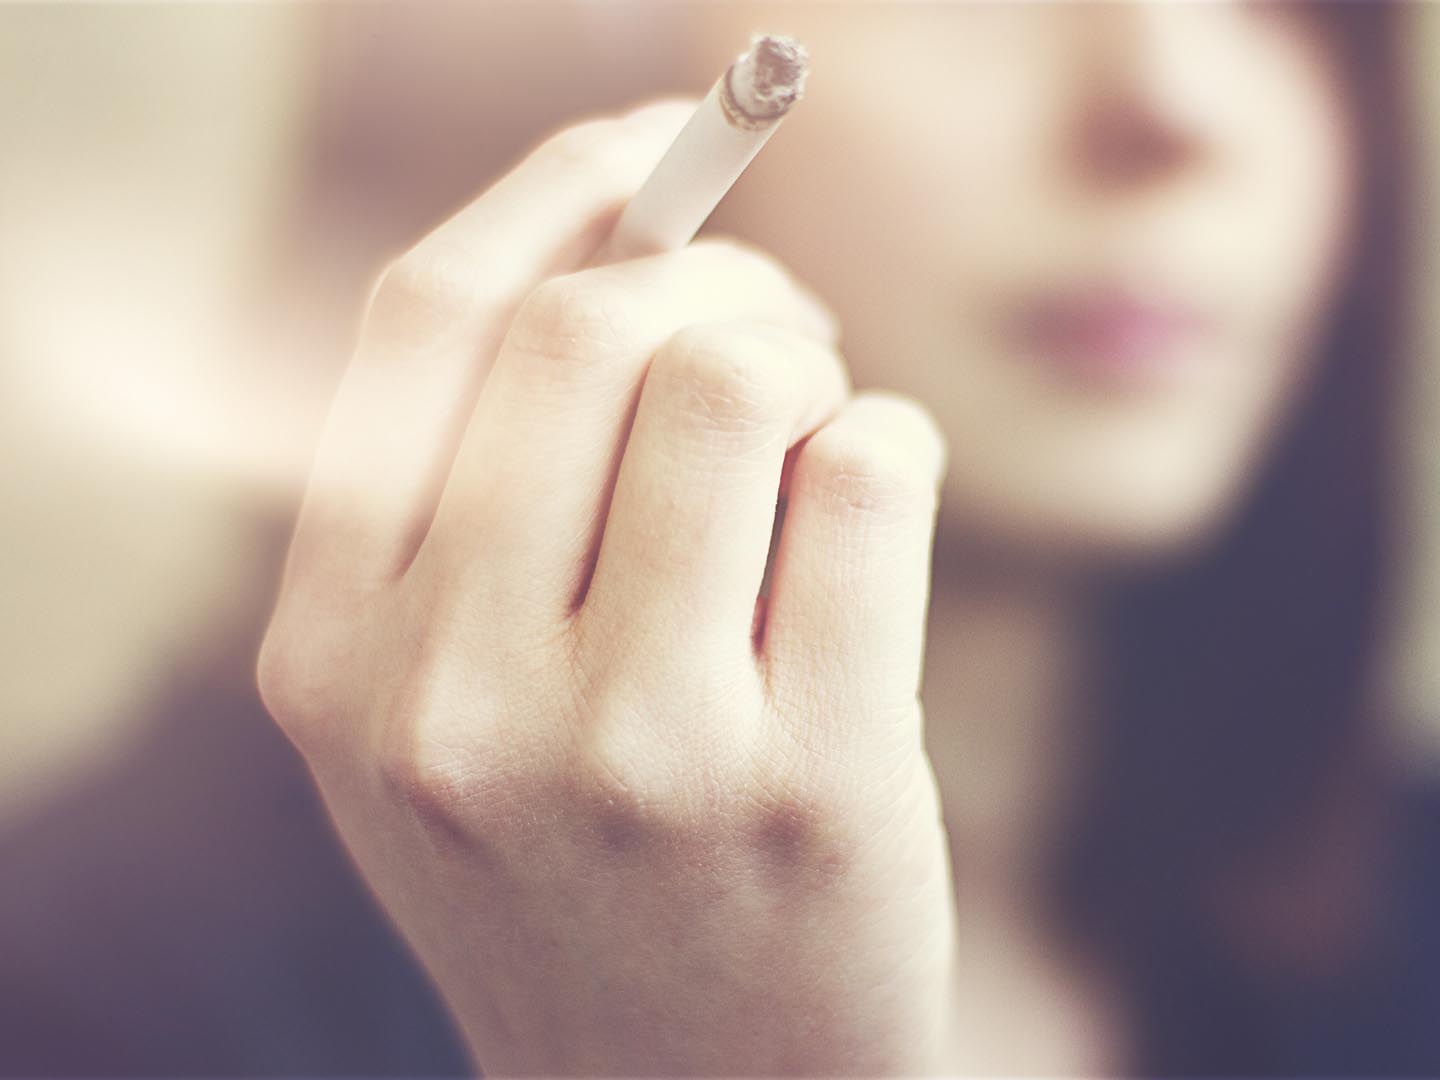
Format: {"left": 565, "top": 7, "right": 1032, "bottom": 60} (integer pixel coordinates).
{"left": 1052, "top": 4, "right": 1420, "bottom": 1071}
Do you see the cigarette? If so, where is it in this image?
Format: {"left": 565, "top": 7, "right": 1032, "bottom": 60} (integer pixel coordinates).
{"left": 594, "top": 33, "right": 810, "bottom": 264}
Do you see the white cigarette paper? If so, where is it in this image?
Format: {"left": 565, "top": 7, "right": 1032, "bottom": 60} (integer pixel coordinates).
{"left": 595, "top": 33, "right": 810, "bottom": 263}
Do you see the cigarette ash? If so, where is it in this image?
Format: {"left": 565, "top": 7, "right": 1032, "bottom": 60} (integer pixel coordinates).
{"left": 727, "top": 34, "right": 809, "bottom": 124}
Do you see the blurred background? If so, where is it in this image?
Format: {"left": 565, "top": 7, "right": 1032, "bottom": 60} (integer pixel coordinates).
{"left": 0, "top": 2, "right": 698, "bottom": 824}
{"left": 0, "top": 1, "right": 1438, "bottom": 1073}
{"left": 4, "top": 0, "right": 1438, "bottom": 829}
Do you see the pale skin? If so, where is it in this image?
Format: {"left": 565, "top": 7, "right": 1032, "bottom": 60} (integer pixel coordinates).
{"left": 258, "top": 4, "right": 1358, "bottom": 1075}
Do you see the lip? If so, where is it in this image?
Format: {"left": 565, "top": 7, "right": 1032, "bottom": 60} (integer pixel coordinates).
{"left": 1010, "top": 284, "right": 1218, "bottom": 379}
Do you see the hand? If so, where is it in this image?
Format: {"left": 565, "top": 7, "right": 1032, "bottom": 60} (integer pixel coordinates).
{"left": 258, "top": 98, "right": 959, "bottom": 1076}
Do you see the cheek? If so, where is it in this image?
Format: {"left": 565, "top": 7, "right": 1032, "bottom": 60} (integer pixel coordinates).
{"left": 1140, "top": 38, "right": 1358, "bottom": 538}
{"left": 729, "top": 8, "right": 1059, "bottom": 394}
{"left": 1227, "top": 47, "right": 1356, "bottom": 412}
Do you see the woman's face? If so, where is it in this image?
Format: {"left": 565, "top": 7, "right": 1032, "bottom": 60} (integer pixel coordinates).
{"left": 696, "top": 3, "right": 1358, "bottom": 572}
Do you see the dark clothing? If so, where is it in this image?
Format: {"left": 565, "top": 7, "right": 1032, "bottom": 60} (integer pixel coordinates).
{"left": 1135, "top": 769, "right": 1440, "bottom": 1077}
{"left": 2, "top": 667, "right": 1438, "bottom": 1076}
{"left": 0, "top": 673, "right": 469, "bottom": 1076}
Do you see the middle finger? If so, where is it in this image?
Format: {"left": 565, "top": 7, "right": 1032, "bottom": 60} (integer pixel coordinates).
{"left": 413, "top": 239, "right": 839, "bottom": 632}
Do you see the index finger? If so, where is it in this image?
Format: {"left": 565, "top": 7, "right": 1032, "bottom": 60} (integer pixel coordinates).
{"left": 282, "top": 98, "right": 702, "bottom": 601}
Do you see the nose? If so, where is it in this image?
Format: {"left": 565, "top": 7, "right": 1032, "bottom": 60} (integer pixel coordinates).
{"left": 1065, "top": 3, "right": 1237, "bottom": 193}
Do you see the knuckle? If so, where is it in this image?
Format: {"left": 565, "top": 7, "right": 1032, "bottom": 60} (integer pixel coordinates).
{"left": 377, "top": 727, "right": 476, "bottom": 841}
{"left": 573, "top": 731, "right": 684, "bottom": 850}
{"left": 686, "top": 235, "right": 838, "bottom": 338}
{"left": 744, "top": 760, "right": 860, "bottom": 877}
{"left": 507, "top": 273, "right": 644, "bottom": 370}
{"left": 255, "top": 628, "right": 302, "bottom": 726}
{"left": 689, "top": 234, "right": 797, "bottom": 290}
{"left": 377, "top": 700, "right": 510, "bottom": 843}
{"left": 372, "top": 649, "right": 527, "bottom": 842}
{"left": 533, "top": 117, "right": 631, "bottom": 172}
{"left": 366, "top": 606, "right": 584, "bottom": 845}
{"left": 568, "top": 701, "right": 753, "bottom": 849}
{"left": 694, "top": 234, "right": 832, "bottom": 306}
{"left": 656, "top": 324, "right": 793, "bottom": 434}
{"left": 255, "top": 621, "right": 340, "bottom": 756}
{"left": 366, "top": 243, "right": 496, "bottom": 340}
{"left": 798, "top": 423, "right": 937, "bottom": 518}
{"left": 688, "top": 233, "right": 777, "bottom": 270}
{"left": 618, "top": 97, "right": 700, "bottom": 131}
{"left": 881, "top": 392, "right": 950, "bottom": 475}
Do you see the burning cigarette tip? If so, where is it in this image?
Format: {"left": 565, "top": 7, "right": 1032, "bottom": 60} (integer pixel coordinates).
{"left": 724, "top": 33, "right": 810, "bottom": 128}
{"left": 596, "top": 31, "right": 810, "bottom": 261}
